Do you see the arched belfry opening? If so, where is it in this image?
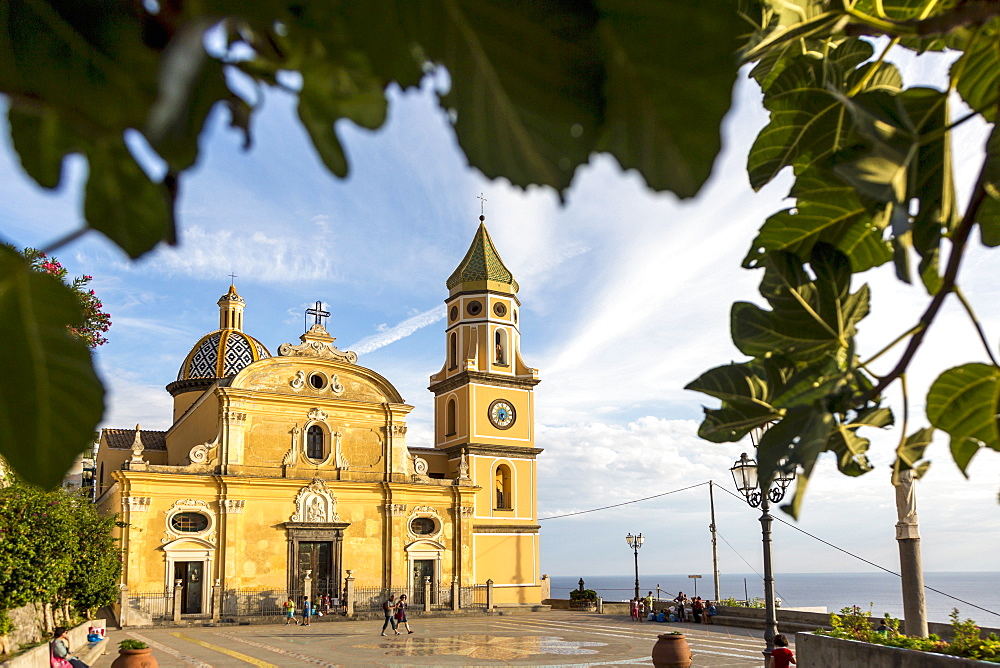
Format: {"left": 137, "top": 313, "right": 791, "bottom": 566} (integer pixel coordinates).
{"left": 495, "top": 329, "right": 507, "bottom": 366}
{"left": 495, "top": 464, "right": 512, "bottom": 510}
{"left": 450, "top": 332, "right": 458, "bottom": 369}
{"left": 446, "top": 398, "right": 457, "bottom": 436}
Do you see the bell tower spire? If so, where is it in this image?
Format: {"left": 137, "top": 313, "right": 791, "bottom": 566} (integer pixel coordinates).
{"left": 218, "top": 283, "right": 245, "bottom": 331}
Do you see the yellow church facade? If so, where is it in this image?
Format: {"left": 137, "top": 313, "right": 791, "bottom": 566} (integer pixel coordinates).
{"left": 95, "top": 221, "right": 542, "bottom": 616}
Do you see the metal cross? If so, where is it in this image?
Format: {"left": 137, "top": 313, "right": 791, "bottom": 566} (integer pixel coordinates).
{"left": 305, "top": 301, "right": 330, "bottom": 327}
{"left": 229, "top": 272, "right": 238, "bottom": 283}
{"left": 477, "top": 193, "right": 487, "bottom": 215}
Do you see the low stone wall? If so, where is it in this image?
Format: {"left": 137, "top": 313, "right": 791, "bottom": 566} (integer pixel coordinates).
{"left": 2, "top": 619, "right": 106, "bottom": 668}
{"left": 797, "top": 632, "right": 995, "bottom": 667}
{"left": 0, "top": 604, "right": 82, "bottom": 658}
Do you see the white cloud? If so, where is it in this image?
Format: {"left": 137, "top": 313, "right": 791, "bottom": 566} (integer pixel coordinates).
{"left": 348, "top": 305, "right": 447, "bottom": 355}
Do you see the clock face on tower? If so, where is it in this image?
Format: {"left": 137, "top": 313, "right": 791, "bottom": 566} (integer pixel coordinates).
{"left": 488, "top": 399, "right": 516, "bottom": 430}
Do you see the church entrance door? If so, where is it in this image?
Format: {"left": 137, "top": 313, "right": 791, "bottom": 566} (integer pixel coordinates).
{"left": 297, "top": 541, "right": 334, "bottom": 597}
{"left": 173, "top": 561, "right": 203, "bottom": 614}
{"left": 411, "top": 559, "right": 435, "bottom": 604}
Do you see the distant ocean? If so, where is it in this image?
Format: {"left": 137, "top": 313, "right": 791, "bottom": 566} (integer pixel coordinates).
{"left": 549, "top": 572, "right": 1000, "bottom": 628}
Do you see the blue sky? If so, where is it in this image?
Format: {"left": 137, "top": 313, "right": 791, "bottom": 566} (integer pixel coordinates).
{"left": 2, "top": 46, "right": 998, "bottom": 597}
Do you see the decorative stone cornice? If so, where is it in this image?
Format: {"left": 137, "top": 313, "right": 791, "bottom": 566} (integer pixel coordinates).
{"left": 221, "top": 499, "right": 245, "bottom": 514}
{"left": 222, "top": 410, "right": 247, "bottom": 425}
{"left": 384, "top": 503, "right": 407, "bottom": 517}
{"left": 473, "top": 524, "right": 540, "bottom": 534}
{"left": 123, "top": 496, "right": 151, "bottom": 512}
{"left": 443, "top": 443, "right": 544, "bottom": 460}
{"left": 450, "top": 506, "right": 474, "bottom": 518}
{"left": 428, "top": 370, "right": 540, "bottom": 396}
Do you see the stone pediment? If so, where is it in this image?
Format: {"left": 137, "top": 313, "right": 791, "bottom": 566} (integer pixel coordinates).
{"left": 278, "top": 324, "right": 357, "bottom": 363}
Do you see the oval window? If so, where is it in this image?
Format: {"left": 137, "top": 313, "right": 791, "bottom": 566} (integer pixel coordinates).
{"left": 171, "top": 512, "right": 209, "bottom": 533}
{"left": 410, "top": 517, "right": 436, "bottom": 535}
{"left": 467, "top": 301, "right": 482, "bottom": 316}
{"left": 309, "top": 373, "right": 326, "bottom": 390}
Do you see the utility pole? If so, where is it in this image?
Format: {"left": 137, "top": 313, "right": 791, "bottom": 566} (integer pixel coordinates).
{"left": 709, "top": 481, "right": 721, "bottom": 601}
{"left": 894, "top": 469, "right": 928, "bottom": 636}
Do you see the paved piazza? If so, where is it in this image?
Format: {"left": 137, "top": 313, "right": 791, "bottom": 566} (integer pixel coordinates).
{"left": 91, "top": 613, "right": 781, "bottom": 666}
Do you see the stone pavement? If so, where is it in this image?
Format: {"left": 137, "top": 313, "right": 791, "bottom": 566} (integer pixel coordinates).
{"left": 90, "top": 612, "right": 788, "bottom": 667}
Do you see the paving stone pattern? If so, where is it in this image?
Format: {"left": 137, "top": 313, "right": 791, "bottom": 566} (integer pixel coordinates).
{"left": 91, "top": 612, "right": 785, "bottom": 666}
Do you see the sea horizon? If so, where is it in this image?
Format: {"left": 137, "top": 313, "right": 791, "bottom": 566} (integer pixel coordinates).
{"left": 548, "top": 571, "right": 1000, "bottom": 628}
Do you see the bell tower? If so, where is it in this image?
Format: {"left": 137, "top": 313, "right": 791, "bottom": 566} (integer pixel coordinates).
{"left": 428, "top": 214, "right": 542, "bottom": 604}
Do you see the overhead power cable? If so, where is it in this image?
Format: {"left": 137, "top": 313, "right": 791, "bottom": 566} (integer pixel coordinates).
{"left": 538, "top": 481, "right": 709, "bottom": 521}
{"left": 714, "top": 484, "right": 1000, "bottom": 618}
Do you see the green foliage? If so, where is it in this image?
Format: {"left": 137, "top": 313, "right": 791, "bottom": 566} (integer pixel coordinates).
{"left": 0, "top": 246, "right": 105, "bottom": 489}
{"left": 718, "top": 596, "right": 765, "bottom": 608}
{"left": 0, "top": 0, "right": 745, "bottom": 488}
{"left": 0, "top": 484, "right": 121, "bottom": 625}
{"left": 118, "top": 639, "right": 148, "bottom": 650}
{"left": 819, "top": 605, "right": 1000, "bottom": 660}
{"left": 570, "top": 589, "right": 598, "bottom": 602}
{"left": 690, "top": 0, "right": 1000, "bottom": 514}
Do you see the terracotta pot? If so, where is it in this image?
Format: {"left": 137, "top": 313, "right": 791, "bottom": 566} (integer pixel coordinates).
{"left": 111, "top": 648, "right": 159, "bottom": 668}
{"left": 651, "top": 633, "right": 692, "bottom": 668}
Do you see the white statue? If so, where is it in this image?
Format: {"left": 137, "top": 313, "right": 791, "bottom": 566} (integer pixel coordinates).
{"left": 307, "top": 497, "right": 326, "bottom": 522}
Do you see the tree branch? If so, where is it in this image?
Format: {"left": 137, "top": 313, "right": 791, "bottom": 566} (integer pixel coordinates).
{"left": 868, "top": 161, "right": 989, "bottom": 400}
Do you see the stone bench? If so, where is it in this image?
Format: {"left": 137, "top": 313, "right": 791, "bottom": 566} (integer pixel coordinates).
{"left": 2, "top": 620, "right": 107, "bottom": 668}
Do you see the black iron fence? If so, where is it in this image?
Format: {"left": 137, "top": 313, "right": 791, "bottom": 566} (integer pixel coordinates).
{"left": 353, "top": 586, "right": 409, "bottom": 613}
{"left": 461, "top": 584, "right": 488, "bottom": 609}
{"left": 220, "top": 588, "right": 288, "bottom": 619}
{"left": 127, "top": 589, "right": 173, "bottom": 623}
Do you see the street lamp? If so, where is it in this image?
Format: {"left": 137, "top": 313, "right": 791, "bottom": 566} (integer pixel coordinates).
{"left": 625, "top": 532, "right": 644, "bottom": 600}
{"left": 730, "top": 443, "right": 795, "bottom": 663}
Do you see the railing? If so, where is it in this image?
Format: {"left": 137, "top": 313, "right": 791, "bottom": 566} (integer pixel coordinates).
{"left": 128, "top": 589, "right": 173, "bottom": 623}
{"left": 220, "top": 588, "right": 288, "bottom": 619}
{"left": 460, "top": 584, "right": 488, "bottom": 608}
{"left": 428, "top": 584, "right": 452, "bottom": 610}
{"left": 352, "top": 586, "right": 409, "bottom": 613}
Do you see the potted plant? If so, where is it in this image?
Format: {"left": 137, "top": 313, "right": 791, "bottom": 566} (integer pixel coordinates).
{"left": 111, "top": 639, "right": 158, "bottom": 668}
{"left": 569, "top": 588, "right": 599, "bottom": 611}
{"left": 652, "top": 631, "right": 692, "bottom": 668}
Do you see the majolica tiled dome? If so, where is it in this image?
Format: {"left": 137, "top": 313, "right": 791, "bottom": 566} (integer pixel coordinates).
{"left": 168, "top": 285, "right": 271, "bottom": 395}
{"left": 177, "top": 329, "right": 270, "bottom": 380}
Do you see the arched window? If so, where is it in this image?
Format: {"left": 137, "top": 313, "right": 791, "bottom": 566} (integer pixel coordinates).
{"left": 495, "top": 329, "right": 507, "bottom": 365}
{"left": 306, "top": 425, "right": 325, "bottom": 460}
{"left": 450, "top": 332, "right": 457, "bottom": 369}
{"left": 446, "top": 399, "right": 456, "bottom": 436}
{"left": 495, "top": 464, "right": 512, "bottom": 510}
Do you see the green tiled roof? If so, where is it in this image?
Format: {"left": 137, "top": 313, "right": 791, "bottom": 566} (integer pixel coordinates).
{"left": 446, "top": 222, "right": 519, "bottom": 292}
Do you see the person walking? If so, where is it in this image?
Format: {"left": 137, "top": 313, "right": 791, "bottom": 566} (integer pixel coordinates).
{"left": 629, "top": 597, "right": 639, "bottom": 621}
{"left": 283, "top": 596, "right": 297, "bottom": 625}
{"left": 381, "top": 594, "right": 400, "bottom": 636}
{"left": 302, "top": 596, "right": 312, "bottom": 626}
{"left": 769, "top": 634, "right": 796, "bottom": 667}
{"left": 395, "top": 594, "right": 414, "bottom": 634}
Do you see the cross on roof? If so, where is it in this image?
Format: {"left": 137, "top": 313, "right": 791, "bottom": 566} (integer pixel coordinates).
{"left": 477, "top": 193, "right": 487, "bottom": 216}
{"left": 306, "top": 301, "right": 330, "bottom": 327}
{"left": 229, "top": 272, "right": 238, "bottom": 283}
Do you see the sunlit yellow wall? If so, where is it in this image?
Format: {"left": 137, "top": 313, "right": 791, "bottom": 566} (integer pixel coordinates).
{"left": 469, "top": 385, "right": 532, "bottom": 443}
{"left": 164, "top": 393, "right": 219, "bottom": 465}
{"left": 473, "top": 533, "right": 539, "bottom": 603}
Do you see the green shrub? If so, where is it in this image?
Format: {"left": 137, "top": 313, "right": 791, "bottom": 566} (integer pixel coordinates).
{"left": 569, "top": 589, "right": 598, "bottom": 602}
{"left": 118, "top": 639, "right": 147, "bottom": 650}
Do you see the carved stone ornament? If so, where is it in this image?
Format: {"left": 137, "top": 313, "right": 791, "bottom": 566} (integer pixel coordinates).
{"left": 222, "top": 410, "right": 247, "bottom": 424}
{"left": 278, "top": 324, "right": 358, "bottom": 364}
{"left": 290, "top": 370, "right": 306, "bottom": 390}
{"left": 188, "top": 442, "right": 215, "bottom": 464}
{"left": 330, "top": 374, "right": 344, "bottom": 394}
{"left": 170, "top": 499, "right": 211, "bottom": 511}
{"left": 412, "top": 456, "right": 429, "bottom": 476}
{"left": 307, "top": 407, "right": 328, "bottom": 422}
{"left": 334, "top": 431, "right": 350, "bottom": 468}
{"left": 392, "top": 425, "right": 408, "bottom": 436}
{"left": 291, "top": 478, "right": 342, "bottom": 523}
{"left": 129, "top": 424, "right": 146, "bottom": 466}
{"left": 407, "top": 506, "right": 442, "bottom": 539}
{"left": 384, "top": 503, "right": 407, "bottom": 517}
{"left": 458, "top": 451, "right": 470, "bottom": 479}
{"left": 221, "top": 499, "right": 246, "bottom": 514}
{"left": 450, "top": 506, "right": 474, "bottom": 518}
{"left": 124, "top": 496, "right": 151, "bottom": 512}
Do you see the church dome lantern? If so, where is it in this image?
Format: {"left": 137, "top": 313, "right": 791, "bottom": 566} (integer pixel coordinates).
{"left": 168, "top": 285, "right": 271, "bottom": 396}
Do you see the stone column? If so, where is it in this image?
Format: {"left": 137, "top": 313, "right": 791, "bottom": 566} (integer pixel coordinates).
{"left": 451, "top": 580, "right": 460, "bottom": 611}
{"left": 894, "top": 469, "right": 928, "bottom": 636}
{"left": 304, "top": 569, "right": 313, "bottom": 616}
{"left": 345, "top": 570, "right": 355, "bottom": 617}
{"left": 540, "top": 574, "right": 550, "bottom": 601}
{"left": 173, "top": 579, "right": 183, "bottom": 623}
{"left": 118, "top": 584, "right": 129, "bottom": 629}
{"left": 486, "top": 579, "right": 494, "bottom": 612}
{"left": 211, "top": 579, "right": 221, "bottom": 622}
{"left": 424, "top": 576, "right": 432, "bottom": 613}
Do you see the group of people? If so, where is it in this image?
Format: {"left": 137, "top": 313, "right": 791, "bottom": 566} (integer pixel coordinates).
{"left": 629, "top": 591, "right": 717, "bottom": 624}
{"left": 380, "top": 593, "right": 414, "bottom": 636}
{"left": 282, "top": 593, "right": 344, "bottom": 625}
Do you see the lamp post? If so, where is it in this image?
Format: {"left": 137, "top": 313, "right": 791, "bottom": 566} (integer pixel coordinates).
{"left": 625, "top": 532, "right": 644, "bottom": 600}
{"left": 730, "top": 444, "right": 795, "bottom": 663}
